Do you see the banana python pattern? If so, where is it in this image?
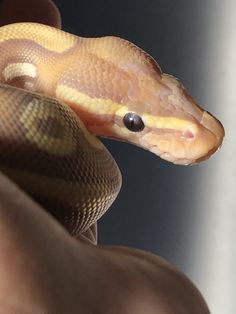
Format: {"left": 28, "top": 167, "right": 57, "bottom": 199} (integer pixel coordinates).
{"left": 0, "top": 22, "right": 224, "bottom": 235}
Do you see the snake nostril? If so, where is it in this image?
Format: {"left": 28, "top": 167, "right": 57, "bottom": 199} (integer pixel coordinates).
{"left": 182, "top": 129, "right": 194, "bottom": 139}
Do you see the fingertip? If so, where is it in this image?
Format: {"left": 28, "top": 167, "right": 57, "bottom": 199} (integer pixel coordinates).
{"left": 0, "top": 0, "right": 61, "bottom": 28}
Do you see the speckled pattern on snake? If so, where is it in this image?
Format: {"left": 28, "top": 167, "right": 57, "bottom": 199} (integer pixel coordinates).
{"left": 0, "top": 22, "right": 224, "bottom": 236}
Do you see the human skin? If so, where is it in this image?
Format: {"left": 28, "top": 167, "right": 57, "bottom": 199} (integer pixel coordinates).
{"left": 0, "top": 0, "right": 210, "bottom": 313}
{"left": 0, "top": 0, "right": 61, "bottom": 28}
{"left": 0, "top": 173, "right": 210, "bottom": 314}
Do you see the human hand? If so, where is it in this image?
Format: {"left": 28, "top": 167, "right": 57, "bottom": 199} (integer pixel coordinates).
{"left": 0, "top": 173, "right": 209, "bottom": 313}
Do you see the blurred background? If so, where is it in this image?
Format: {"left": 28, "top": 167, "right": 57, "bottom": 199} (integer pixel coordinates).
{"left": 43, "top": 0, "right": 236, "bottom": 313}
{"left": 53, "top": 0, "right": 235, "bottom": 313}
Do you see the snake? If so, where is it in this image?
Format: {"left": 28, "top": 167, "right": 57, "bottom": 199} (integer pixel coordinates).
{"left": 0, "top": 22, "right": 224, "bottom": 236}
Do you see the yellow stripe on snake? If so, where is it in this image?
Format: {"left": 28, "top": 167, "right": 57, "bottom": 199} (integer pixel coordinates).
{"left": 0, "top": 22, "right": 224, "bottom": 235}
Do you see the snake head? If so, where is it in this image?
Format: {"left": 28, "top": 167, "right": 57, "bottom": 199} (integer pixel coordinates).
{"left": 114, "top": 72, "right": 224, "bottom": 165}
{"left": 122, "top": 73, "right": 225, "bottom": 165}
{"left": 92, "top": 57, "right": 224, "bottom": 165}
{"left": 55, "top": 34, "right": 224, "bottom": 165}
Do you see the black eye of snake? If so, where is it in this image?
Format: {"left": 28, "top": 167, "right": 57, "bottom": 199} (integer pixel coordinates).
{"left": 123, "top": 112, "right": 145, "bottom": 132}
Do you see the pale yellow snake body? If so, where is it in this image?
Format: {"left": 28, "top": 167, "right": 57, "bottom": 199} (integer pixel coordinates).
{"left": 0, "top": 22, "right": 224, "bottom": 235}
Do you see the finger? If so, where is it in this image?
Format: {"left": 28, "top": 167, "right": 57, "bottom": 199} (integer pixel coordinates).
{"left": 0, "top": 0, "right": 61, "bottom": 28}
{"left": 0, "top": 172, "right": 89, "bottom": 312}
{"left": 0, "top": 173, "right": 209, "bottom": 313}
{"left": 97, "top": 245, "right": 210, "bottom": 314}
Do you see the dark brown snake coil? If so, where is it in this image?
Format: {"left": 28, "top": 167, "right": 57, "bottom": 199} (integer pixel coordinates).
{"left": 0, "top": 84, "right": 122, "bottom": 235}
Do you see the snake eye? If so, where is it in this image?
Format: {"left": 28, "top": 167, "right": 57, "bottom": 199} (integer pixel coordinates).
{"left": 123, "top": 112, "right": 145, "bottom": 132}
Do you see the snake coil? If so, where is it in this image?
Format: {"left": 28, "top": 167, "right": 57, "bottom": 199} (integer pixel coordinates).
{"left": 0, "top": 84, "right": 121, "bottom": 234}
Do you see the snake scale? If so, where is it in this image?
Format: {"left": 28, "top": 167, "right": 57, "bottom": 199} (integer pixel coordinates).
{"left": 0, "top": 22, "right": 224, "bottom": 235}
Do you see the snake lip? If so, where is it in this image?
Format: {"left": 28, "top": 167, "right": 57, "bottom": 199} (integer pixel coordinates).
{"left": 147, "top": 116, "right": 224, "bottom": 165}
